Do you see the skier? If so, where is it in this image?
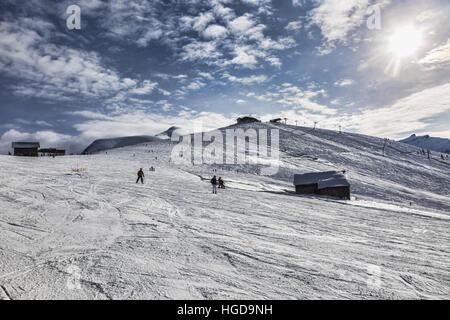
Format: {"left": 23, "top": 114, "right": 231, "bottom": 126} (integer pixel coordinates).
{"left": 211, "top": 175, "right": 218, "bottom": 194}
{"left": 218, "top": 177, "right": 225, "bottom": 189}
{"left": 136, "top": 168, "right": 145, "bottom": 184}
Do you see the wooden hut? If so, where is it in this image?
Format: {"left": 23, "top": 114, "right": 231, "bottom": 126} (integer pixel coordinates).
{"left": 12, "top": 142, "right": 40, "bottom": 157}
{"left": 317, "top": 174, "right": 351, "bottom": 200}
{"left": 293, "top": 171, "right": 350, "bottom": 199}
{"left": 39, "top": 148, "right": 66, "bottom": 156}
{"left": 236, "top": 116, "right": 261, "bottom": 124}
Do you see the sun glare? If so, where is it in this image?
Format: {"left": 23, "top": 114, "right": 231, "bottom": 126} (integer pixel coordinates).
{"left": 389, "top": 25, "right": 423, "bottom": 58}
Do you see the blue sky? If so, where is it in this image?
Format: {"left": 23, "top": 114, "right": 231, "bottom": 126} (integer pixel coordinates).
{"left": 0, "top": 0, "right": 449, "bottom": 153}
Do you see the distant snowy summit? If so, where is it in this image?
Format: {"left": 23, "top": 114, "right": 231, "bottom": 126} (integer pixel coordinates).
{"left": 82, "top": 136, "right": 162, "bottom": 154}
{"left": 400, "top": 134, "right": 450, "bottom": 154}
{"left": 82, "top": 126, "right": 182, "bottom": 154}
{"left": 155, "top": 126, "right": 181, "bottom": 140}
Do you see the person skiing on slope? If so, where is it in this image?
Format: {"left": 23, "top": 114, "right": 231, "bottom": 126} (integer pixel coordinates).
{"left": 211, "top": 175, "right": 218, "bottom": 194}
{"left": 218, "top": 177, "right": 225, "bottom": 189}
{"left": 136, "top": 168, "right": 145, "bottom": 184}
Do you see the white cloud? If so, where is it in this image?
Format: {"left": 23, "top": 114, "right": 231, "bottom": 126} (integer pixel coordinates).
{"left": 136, "top": 29, "right": 163, "bottom": 47}
{"left": 334, "top": 79, "right": 355, "bottom": 87}
{"left": 229, "top": 14, "right": 255, "bottom": 34}
{"left": 73, "top": 110, "right": 235, "bottom": 144}
{"left": 286, "top": 21, "right": 302, "bottom": 32}
{"left": 181, "top": 41, "right": 222, "bottom": 62}
{"left": 308, "top": 0, "right": 375, "bottom": 49}
{"left": 192, "top": 12, "right": 215, "bottom": 32}
{"left": 223, "top": 73, "right": 268, "bottom": 85}
{"left": 0, "top": 129, "right": 76, "bottom": 153}
{"left": 266, "top": 57, "right": 282, "bottom": 68}
{"left": 185, "top": 81, "right": 206, "bottom": 91}
{"left": 36, "top": 121, "right": 53, "bottom": 127}
{"left": 230, "top": 46, "right": 258, "bottom": 68}
{"left": 241, "top": 0, "right": 270, "bottom": 5}
{"left": 203, "top": 24, "right": 228, "bottom": 39}
{"left": 130, "top": 80, "right": 158, "bottom": 95}
{"left": 419, "top": 39, "right": 450, "bottom": 69}
{"left": 198, "top": 72, "right": 214, "bottom": 80}
{"left": 0, "top": 19, "right": 158, "bottom": 103}
{"left": 273, "top": 83, "right": 336, "bottom": 115}
{"left": 292, "top": 0, "right": 305, "bottom": 6}
{"left": 350, "top": 83, "right": 450, "bottom": 138}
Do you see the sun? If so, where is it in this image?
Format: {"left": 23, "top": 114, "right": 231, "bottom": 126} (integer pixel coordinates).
{"left": 389, "top": 25, "right": 423, "bottom": 58}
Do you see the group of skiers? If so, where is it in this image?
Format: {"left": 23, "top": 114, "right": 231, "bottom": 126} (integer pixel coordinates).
{"left": 136, "top": 168, "right": 226, "bottom": 193}
{"left": 417, "top": 149, "right": 449, "bottom": 161}
{"left": 210, "top": 175, "right": 225, "bottom": 194}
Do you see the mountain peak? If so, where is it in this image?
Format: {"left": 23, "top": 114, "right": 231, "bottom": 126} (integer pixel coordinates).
{"left": 82, "top": 135, "right": 161, "bottom": 154}
{"left": 400, "top": 134, "right": 450, "bottom": 154}
{"left": 156, "top": 126, "right": 182, "bottom": 140}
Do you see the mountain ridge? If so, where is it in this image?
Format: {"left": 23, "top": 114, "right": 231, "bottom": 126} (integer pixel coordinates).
{"left": 400, "top": 134, "right": 450, "bottom": 154}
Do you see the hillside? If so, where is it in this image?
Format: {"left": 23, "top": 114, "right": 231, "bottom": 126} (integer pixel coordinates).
{"left": 82, "top": 135, "right": 162, "bottom": 154}
{"left": 155, "top": 126, "right": 181, "bottom": 140}
{"left": 400, "top": 134, "right": 450, "bottom": 154}
{"left": 0, "top": 123, "right": 449, "bottom": 299}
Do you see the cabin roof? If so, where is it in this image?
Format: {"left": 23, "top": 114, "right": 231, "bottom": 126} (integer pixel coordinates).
{"left": 294, "top": 171, "right": 349, "bottom": 188}
{"left": 294, "top": 171, "right": 338, "bottom": 185}
{"left": 12, "top": 142, "right": 40, "bottom": 149}
{"left": 317, "top": 175, "right": 350, "bottom": 189}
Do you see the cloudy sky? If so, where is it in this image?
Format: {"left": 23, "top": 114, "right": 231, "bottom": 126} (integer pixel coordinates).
{"left": 0, "top": 0, "right": 449, "bottom": 153}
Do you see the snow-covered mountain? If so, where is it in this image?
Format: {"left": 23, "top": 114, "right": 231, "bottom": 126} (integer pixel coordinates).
{"left": 82, "top": 135, "right": 162, "bottom": 154}
{"left": 400, "top": 134, "right": 450, "bottom": 154}
{"left": 81, "top": 127, "right": 182, "bottom": 154}
{"left": 155, "top": 126, "right": 181, "bottom": 140}
{"left": 0, "top": 122, "right": 449, "bottom": 299}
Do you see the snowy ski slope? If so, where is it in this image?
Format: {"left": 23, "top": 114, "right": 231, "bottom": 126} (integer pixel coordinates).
{"left": 0, "top": 123, "right": 449, "bottom": 299}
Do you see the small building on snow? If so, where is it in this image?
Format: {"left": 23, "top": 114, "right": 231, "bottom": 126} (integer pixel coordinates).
{"left": 236, "top": 116, "right": 261, "bottom": 124}
{"left": 39, "top": 148, "right": 66, "bottom": 157}
{"left": 12, "top": 142, "right": 40, "bottom": 157}
{"left": 293, "top": 171, "right": 350, "bottom": 199}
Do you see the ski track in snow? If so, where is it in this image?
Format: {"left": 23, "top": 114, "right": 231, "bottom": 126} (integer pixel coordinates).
{"left": 0, "top": 123, "right": 449, "bottom": 299}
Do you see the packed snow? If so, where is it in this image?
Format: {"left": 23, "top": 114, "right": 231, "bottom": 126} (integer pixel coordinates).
{"left": 0, "top": 123, "right": 449, "bottom": 300}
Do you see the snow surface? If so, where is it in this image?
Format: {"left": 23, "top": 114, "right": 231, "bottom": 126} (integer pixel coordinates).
{"left": 0, "top": 123, "right": 449, "bottom": 299}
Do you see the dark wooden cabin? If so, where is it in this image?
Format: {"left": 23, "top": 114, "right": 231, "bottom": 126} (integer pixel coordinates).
{"left": 12, "top": 142, "right": 40, "bottom": 157}
{"left": 39, "top": 148, "right": 66, "bottom": 156}
{"left": 293, "top": 171, "right": 350, "bottom": 200}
